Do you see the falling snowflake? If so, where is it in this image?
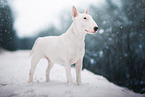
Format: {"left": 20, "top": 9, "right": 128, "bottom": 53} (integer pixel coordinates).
{"left": 99, "top": 29, "right": 104, "bottom": 34}
{"left": 99, "top": 51, "right": 103, "bottom": 57}
{"left": 139, "top": 44, "right": 142, "bottom": 49}
{"left": 90, "top": 58, "right": 95, "bottom": 64}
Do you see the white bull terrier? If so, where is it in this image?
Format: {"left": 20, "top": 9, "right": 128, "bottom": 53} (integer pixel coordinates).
{"left": 28, "top": 6, "right": 98, "bottom": 85}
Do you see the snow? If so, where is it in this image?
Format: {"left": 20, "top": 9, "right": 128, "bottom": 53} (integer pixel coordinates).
{"left": 99, "top": 29, "right": 104, "bottom": 34}
{"left": 0, "top": 50, "right": 144, "bottom": 97}
{"left": 90, "top": 58, "right": 95, "bottom": 64}
{"left": 139, "top": 44, "right": 142, "bottom": 49}
{"left": 99, "top": 50, "right": 103, "bottom": 57}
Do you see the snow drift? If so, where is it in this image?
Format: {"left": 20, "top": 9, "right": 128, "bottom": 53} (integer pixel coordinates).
{"left": 0, "top": 50, "right": 144, "bottom": 97}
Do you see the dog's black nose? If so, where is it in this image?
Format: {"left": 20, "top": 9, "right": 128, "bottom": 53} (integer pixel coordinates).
{"left": 94, "top": 26, "right": 98, "bottom": 32}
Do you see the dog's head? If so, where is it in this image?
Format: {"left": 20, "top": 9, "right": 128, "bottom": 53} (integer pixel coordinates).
{"left": 72, "top": 6, "right": 98, "bottom": 34}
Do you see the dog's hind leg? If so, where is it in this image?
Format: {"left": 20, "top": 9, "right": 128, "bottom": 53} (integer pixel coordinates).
{"left": 28, "top": 54, "right": 41, "bottom": 83}
{"left": 46, "top": 58, "right": 53, "bottom": 82}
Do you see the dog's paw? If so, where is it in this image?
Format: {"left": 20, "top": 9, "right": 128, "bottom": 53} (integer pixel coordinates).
{"left": 28, "top": 80, "right": 32, "bottom": 83}
{"left": 67, "top": 81, "right": 73, "bottom": 85}
{"left": 46, "top": 79, "right": 50, "bottom": 82}
{"left": 77, "top": 82, "right": 80, "bottom": 85}
{"left": 77, "top": 81, "right": 81, "bottom": 86}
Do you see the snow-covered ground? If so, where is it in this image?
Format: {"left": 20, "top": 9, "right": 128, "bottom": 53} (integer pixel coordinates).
{"left": 0, "top": 50, "right": 144, "bottom": 97}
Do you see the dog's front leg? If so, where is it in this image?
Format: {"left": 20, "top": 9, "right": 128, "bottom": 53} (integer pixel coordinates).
{"left": 75, "top": 59, "right": 82, "bottom": 85}
{"left": 64, "top": 62, "right": 73, "bottom": 85}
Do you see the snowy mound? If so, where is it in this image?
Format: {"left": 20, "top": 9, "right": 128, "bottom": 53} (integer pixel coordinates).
{"left": 0, "top": 50, "right": 144, "bottom": 97}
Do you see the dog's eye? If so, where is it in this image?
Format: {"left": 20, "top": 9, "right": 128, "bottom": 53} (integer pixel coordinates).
{"left": 83, "top": 17, "right": 87, "bottom": 19}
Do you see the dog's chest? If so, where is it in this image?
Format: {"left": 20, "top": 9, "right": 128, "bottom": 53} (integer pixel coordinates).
{"left": 69, "top": 42, "right": 85, "bottom": 64}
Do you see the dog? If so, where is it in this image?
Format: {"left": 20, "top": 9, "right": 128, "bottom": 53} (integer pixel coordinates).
{"left": 28, "top": 6, "right": 98, "bottom": 85}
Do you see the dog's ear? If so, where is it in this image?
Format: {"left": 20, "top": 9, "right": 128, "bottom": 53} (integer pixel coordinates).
{"left": 72, "top": 6, "right": 78, "bottom": 18}
{"left": 85, "top": 8, "right": 89, "bottom": 14}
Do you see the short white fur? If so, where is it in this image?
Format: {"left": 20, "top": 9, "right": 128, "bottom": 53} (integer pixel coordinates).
{"left": 28, "top": 6, "right": 98, "bottom": 85}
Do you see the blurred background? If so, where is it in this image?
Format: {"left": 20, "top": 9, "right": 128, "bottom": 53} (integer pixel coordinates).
{"left": 0, "top": 0, "right": 145, "bottom": 94}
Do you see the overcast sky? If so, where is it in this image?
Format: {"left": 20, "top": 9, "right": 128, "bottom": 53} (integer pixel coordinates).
{"left": 9, "top": 0, "right": 105, "bottom": 37}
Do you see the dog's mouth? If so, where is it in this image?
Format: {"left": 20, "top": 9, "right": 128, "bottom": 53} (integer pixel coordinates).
{"left": 85, "top": 29, "right": 89, "bottom": 32}
{"left": 85, "top": 29, "right": 96, "bottom": 34}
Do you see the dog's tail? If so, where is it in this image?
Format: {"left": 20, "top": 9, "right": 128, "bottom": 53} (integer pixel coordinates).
{"left": 29, "top": 38, "right": 40, "bottom": 57}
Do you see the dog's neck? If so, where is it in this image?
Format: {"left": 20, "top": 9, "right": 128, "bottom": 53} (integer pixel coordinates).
{"left": 64, "top": 22, "right": 86, "bottom": 43}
